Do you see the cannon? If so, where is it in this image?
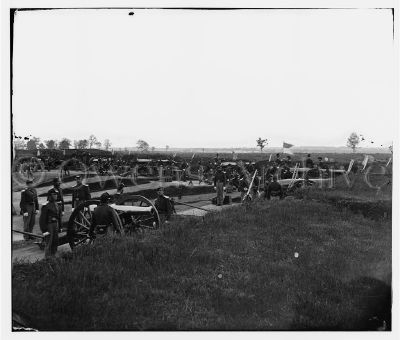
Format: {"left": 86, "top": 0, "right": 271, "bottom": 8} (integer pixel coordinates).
{"left": 67, "top": 194, "right": 161, "bottom": 247}
{"left": 13, "top": 195, "right": 161, "bottom": 251}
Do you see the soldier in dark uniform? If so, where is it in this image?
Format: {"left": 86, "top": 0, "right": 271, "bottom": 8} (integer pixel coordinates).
{"left": 113, "top": 182, "right": 125, "bottom": 202}
{"left": 39, "top": 190, "right": 62, "bottom": 257}
{"left": 285, "top": 155, "right": 292, "bottom": 168}
{"left": 47, "top": 178, "right": 64, "bottom": 220}
{"left": 19, "top": 179, "right": 39, "bottom": 240}
{"left": 305, "top": 154, "right": 314, "bottom": 169}
{"left": 71, "top": 175, "right": 91, "bottom": 211}
{"left": 265, "top": 176, "right": 284, "bottom": 200}
{"left": 154, "top": 187, "right": 174, "bottom": 223}
{"left": 275, "top": 153, "right": 282, "bottom": 166}
{"left": 251, "top": 174, "right": 260, "bottom": 199}
{"left": 214, "top": 167, "right": 227, "bottom": 206}
{"left": 89, "top": 192, "right": 121, "bottom": 238}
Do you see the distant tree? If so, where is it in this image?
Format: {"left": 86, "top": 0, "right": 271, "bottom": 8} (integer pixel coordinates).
{"left": 137, "top": 139, "right": 150, "bottom": 153}
{"left": 73, "top": 140, "right": 79, "bottom": 149}
{"left": 59, "top": 138, "right": 71, "bottom": 149}
{"left": 95, "top": 141, "right": 102, "bottom": 148}
{"left": 77, "top": 139, "right": 89, "bottom": 149}
{"left": 45, "top": 139, "right": 58, "bottom": 149}
{"left": 256, "top": 137, "right": 268, "bottom": 152}
{"left": 14, "top": 139, "right": 26, "bottom": 149}
{"left": 151, "top": 146, "right": 155, "bottom": 152}
{"left": 104, "top": 139, "right": 112, "bottom": 150}
{"left": 26, "top": 137, "right": 40, "bottom": 150}
{"left": 165, "top": 145, "right": 169, "bottom": 152}
{"left": 346, "top": 132, "right": 360, "bottom": 153}
{"left": 88, "top": 134, "right": 99, "bottom": 148}
{"left": 38, "top": 143, "right": 45, "bottom": 149}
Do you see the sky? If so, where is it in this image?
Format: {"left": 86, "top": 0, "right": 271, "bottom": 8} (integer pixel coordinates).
{"left": 12, "top": 8, "right": 396, "bottom": 148}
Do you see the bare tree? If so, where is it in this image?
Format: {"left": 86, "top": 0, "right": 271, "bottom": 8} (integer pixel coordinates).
{"left": 77, "top": 139, "right": 89, "bottom": 149}
{"left": 88, "top": 134, "right": 99, "bottom": 148}
{"left": 137, "top": 139, "right": 150, "bottom": 153}
{"left": 59, "top": 138, "right": 71, "bottom": 149}
{"left": 45, "top": 139, "right": 58, "bottom": 149}
{"left": 165, "top": 145, "right": 169, "bottom": 152}
{"left": 26, "top": 137, "right": 40, "bottom": 150}
{"left": 346, "top": 132, "right": 360, "bottom": 153}
{"left": 256, "top": 137, "right": 268, "bottom": 152}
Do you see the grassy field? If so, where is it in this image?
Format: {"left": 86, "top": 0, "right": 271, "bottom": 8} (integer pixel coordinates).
{"left": 12, "top": 191, "right": 391, "bottom": 330}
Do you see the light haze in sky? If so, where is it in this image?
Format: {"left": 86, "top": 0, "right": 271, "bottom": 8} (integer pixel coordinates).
{"left": 12, "top": 8, "right": 395, "bottom": 148}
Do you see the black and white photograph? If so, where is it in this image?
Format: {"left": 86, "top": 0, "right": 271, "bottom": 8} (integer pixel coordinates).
{"left": 1, "top": 0, "right": 399, "bottom": 335}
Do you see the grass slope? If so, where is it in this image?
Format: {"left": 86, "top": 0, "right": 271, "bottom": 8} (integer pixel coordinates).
{"left": 12, "top": 199, "right": 391, "bottom": 331}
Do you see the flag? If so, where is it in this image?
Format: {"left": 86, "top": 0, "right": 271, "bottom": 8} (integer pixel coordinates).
{"left": 268, "top": 154, "right": 272, "bottom": 162}
{"left": 191, "top": 153, "right": 196, "bottom": 160}
{"left": 283, "top": 142, "right": 294, "bottom": 155}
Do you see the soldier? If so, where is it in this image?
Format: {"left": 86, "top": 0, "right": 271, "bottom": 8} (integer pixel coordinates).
{"left": 89, "top": 193, "right": 121, "bottom": 238}
{"left": 154, "top": 187, "right": 174, "bottom": 224}
{"left": 19, "top": 179, "right": 39, "bottom": 240}
{"left": 39, "top": 190, "right": 62, "bottom": 258}
{"left": 214, "top": 167, "right": 226, "bottom": 206}
{"left": 198, "top": 162, "right": 204, "bottom": 185}
{"left": 47, "top": 178, "right": 64, "bottom": 218}
{"left": 71, "top": 175, "right": 91, "bottom": 211}
{"left": 305, "top": 154, "right": 314, "bottom": 169}
{"left": 285, "top": 155, "right": 292, "bottom": 168}
{"left": 275, "top": 153, "right": 282, "bottom": 166}
{"left": 113, "top": 182, "right": 125, "bottom": 202}
{"left": 265, "top": 175, "right": 284, "bottom": 200}
{"left": 238, "top": 176, "right": 249, "bottom": 201}
{"left": 251, "top": 174, "right": 260, "bottom": 199}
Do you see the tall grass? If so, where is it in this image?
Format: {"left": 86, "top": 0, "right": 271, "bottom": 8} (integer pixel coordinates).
{"left": 12, "top": 199, "right": 391, "bottom": 330}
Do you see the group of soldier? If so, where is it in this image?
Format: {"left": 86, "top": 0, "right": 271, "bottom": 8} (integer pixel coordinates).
{"left": 19, "top": 175, "right": 90, "bottom": 257}
{"left": 17, "top": 152, "right": 339, "bottom": 257}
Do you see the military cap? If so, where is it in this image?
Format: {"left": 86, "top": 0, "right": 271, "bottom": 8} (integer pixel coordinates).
{"left": 100, "top": 192, "right": 111, "bottom": 203}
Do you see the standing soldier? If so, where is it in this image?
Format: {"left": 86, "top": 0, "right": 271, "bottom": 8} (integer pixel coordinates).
{"left": 47, "top": 178, "right": 64, "bottom": 218}
{"left": 71, "top": 175, "right": 91, "bottom": 211}
{"left": 251, "top": 174, "right": 260, "bottom": 199}
{"left": 238, "top": 176, "right": 249, "bottom": 202}
{"left": 198, "top": 162, "right": 204, "bottom": 184}
{"left": 214, "top": 167, "right": 226, "bottom": 206}
{"left": 39, "top": 190, "right": 62, "bottom": 258}
{"left": 305, "top": 154, "right": 314, "bottom": 169}
{"left": 19, "top": 179, "right": 39, "bottom": 240}
{"left": 154, "top": 187, "right": 174, "bottom": 224}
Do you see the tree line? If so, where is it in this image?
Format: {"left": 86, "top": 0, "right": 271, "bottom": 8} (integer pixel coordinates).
{"left": 14, "top": 135, "right": 112, "bottom": 151}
